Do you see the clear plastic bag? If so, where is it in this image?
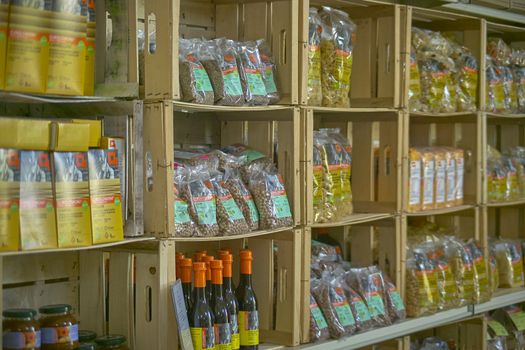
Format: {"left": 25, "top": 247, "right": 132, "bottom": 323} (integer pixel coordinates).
{"left": 493, "top": 240, "right": 524, "bottom": 288}
{"left": 488, "top": 37, "right": 512, "bottom": 66}
{"left": 309, "top": 293, "right": 330, "bottom": 342}
{"left": 246, "top": 162, "right": 293, "bottom": 229}
{"left": 444, "top": 236, "right": 475, "bottom": 305}
{"left": 466, "top": 239, "right": 492, "bottom": 303}
{"left": 406, "top": 248, "right": 438, "bottom": 317}
{"left": 486, "top": 56, "right": 506, "bottom": 113}
{"left": 200, "top": 39, "right": 244, "bottom": 106}
{"left": 236, "top": 42, "right": 269, "bottom": 106}
{"left": 312, "top": 144, "right": 325, "bottom": 223}
{"left": 338, "top": 273, "right": 374, "bottom": 332}
{"left": 180, "top": 164, "right": 219, "bottom": 236}
{"left": 349, "top": 267, "right": 391, "bottom": 327}
{"left": 222, "top": 167, "right": 259, "bottom": 231}
{"left": 308, "top": 8, "right": 323, "bottom": 106}
{"left": 314, "top": 131, "right": 339, "bottom": 221}
{"left": 502, "top": 65, "right": 518, "bottom": 113}
{"left": 311, "top": 240, "right": 340, "bottom": 262}
{"left": 488, "top": 337, "right": 508, "bottom": 350}
{"left": 454, "top": 48, "right": 478, "bottom": 112}
{"left": 513, "top": 49, "right": 525, "bottom": 113}
{"left": 310, "top": 277, "right": 357, "bottom": 339}
{"left": 173, "top": 166, "right": 197, "bottom": 237}
{"left": 417, "top": 51, "right": 456, "bottom": 113}
{"left": 381, "top": 272, "right": 406, "bottom": 322}
{"left": 419, "top": 337, "right": 450, "bottom": 350}
{"left": 490, "top": 245, "right": 500, "bottom": 293}
{"left": 409, "top": 46, "right": 425, "bottom": 113}
{"left": 257, "top": 39, "right": 280, "bottom": 104}
{"left": 319, "top": 6, "right": 355, "bottom": 108}
{"left": 179, "top": 39, "right": 215, "bottom": 105}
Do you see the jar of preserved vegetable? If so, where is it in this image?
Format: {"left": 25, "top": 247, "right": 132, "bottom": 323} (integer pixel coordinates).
{"left": 38, "top": 304, "right": 79, "bottom": 349}
{"left": 79, "top": 330, "right": 97, "bottom": 344}
{"left": 94, "top": 335, "right": 129, "bottom": 350}
{"left": 3, "top": 308, "right": 41, "bottom": 350}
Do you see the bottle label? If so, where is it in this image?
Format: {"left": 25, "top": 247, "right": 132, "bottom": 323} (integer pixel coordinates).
{"left": 190, "top": 327, "right": 215, "bottom": 349}
{"left": 215, "top": 323, "right": 232, "bottom": 350}
{"left": 239, "top": 311, "right": 259, "bottom": 346}
{"left": 4, "top": 330, "right": 41, "bottom": 348}
{"left": 41, "top": 324, "right": 78, "bottom": 344}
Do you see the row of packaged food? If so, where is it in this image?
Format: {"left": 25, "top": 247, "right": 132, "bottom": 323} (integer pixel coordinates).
{"left": 172, "top": 145, "right": 293, "bottom": 237}
{"left": 309, "top": 240, "right": 406, "bottom": 343}
{"left": 307, "top": 7, "right": 355, "bottom": 108}
{"left": 488, "top": 305, "right": 525, "bottom": 350}
{"left": 487, "top": 146, "right": 525, "bottom": 202}
{"left": 178, "top": 38, "right": 279, "bottom": 106}
{"left": 408, "top": 147, "right": 465, "bottom": 212}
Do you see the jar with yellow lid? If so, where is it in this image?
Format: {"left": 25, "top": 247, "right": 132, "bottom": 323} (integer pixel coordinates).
{"left": 38, "top": 304, "right": 79, "bottom": 349}
{"left": 3, "top": 308, "right": 41, "bottom": 349}
{"left": 95, "top": 335, "right": 129, "bottom": 350}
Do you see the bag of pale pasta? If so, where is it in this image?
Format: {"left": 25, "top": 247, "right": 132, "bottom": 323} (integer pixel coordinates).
{"left": 493, "top": 240, "right": 524, "bottom": 288}
{"left": 417, "top": 51, "right": 456, "bottom": 113}
{"left": 466, "top": 239, "right": 492, "bottom": 303}
{"left": 319, "top": 6, "right": 355, "bottom": 108}
{"left": 409, "top": 46, "right": 425, "bottom": 113}
{"left": 490, "top": 245, "right": 500, "bottom": 293}
{"left": 455, "top": 48, "right": 478, "bottom": 112}
{"left": 314, "top": 131, "right": 339, "bottom": 221}
{"left": 486, "top": 56, "right": 506, "bottom": 113}
{"left": 512, "top": 49, "right": 525, "bottom": 113}
{"left": 443, "top": 236, "right": 475, "bottom": 306}
{"left": 308, "top": 8, "right": 323, "bottom": 106}
{"left": 502, "top": 66, "right": 518, "bottom": 113}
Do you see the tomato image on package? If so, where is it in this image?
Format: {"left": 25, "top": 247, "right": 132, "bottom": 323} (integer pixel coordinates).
{"left": 87, "top": 149, "right": 123, "bottom": 244}
{"left": 20, "top": 151, "right": 58, "bottom": 250}
{"left": 0, "top": 149, "right": 20, "bottom": 251}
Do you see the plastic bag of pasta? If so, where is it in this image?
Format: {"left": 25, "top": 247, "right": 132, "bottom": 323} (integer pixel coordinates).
{"left": 444, "top": 236, "right": 475, "bottom": 305}
{"left": 308, "top": 7, "right": 323, "bottom": 106}
{"left": 454, "top": 47, "right": 478, "bottom": 112}
{"left": 502, "top": 65, "right": 518, "bottom": 113}
{"left": 313, "top": 144, "right": 325, "bottom": 223}
{"left": 311, "top": 276, "right": 356, "bottom": 339}
{"left": 247, "top": 162, "right": 293, "bottom": 229}
{"left": 309, "top": 291, "right": 330, "bottom": 342}
{"left": 488, "top": 37, "right": 512, "bottom": 66}
{"left": 200, "top": 39, "right": 244, "bottom": 106}
{"left": 417, "top": 51, "right": 456, "bottom": 113}
{"left": 420, "top": 337, "right": 450, "bottom": 350}
{"left": 493, "top": 240, "right": 524, "bottom": 288}
{"left": 180, "top": 164, "right": 219, "bottom": 236}
{"left": 338, "top": 272, "right": 375, "bottom": 332}
{"left": 173, "top": 165, "right": 198, "bottom": 237}
{"left": 179, "top": 39, "right": 214, "bottom": 105}
{"left": 314, "top": 131, "right": 339, "bottom": 221}
{"left": 319, "top": 6, "right": 355, "bottom": 108}
{"left": 257, "top": 39, "right": 280, "bottom": 104}
{"left": 512, "top": 49, "right": 525, "bottom": 113}
{"left": 501, "top": 156, "right": 520, "bottom": 200}
{"left": 486, "top": 56, "right": 506, "bottom": 113}
{"left": 406, "top": 247, "right": 438, "bottom": 317}
{"left": 509, "top": 146, "right": 525, "bottom": 197}
{"left": 321, "top": 128, "right": 353, "bottom": 218}
{"left": 349, "top": 266, "right": 392, "bottom": 327}
{"left": 409, "top": 46, "right": 425, "bottom": 112}
{"left": 490, "top": 245, "right": 500, "bottom": 293}
{"left": 236, "top": 42, "right": 269, "bottom": 106}
{"left": 466, "top": 239, "right": 492, "bottom": 303}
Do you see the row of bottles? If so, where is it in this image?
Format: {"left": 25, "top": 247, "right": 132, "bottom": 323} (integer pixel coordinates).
{"left": 177, "top": 249, "right": 259, "bottom": 350}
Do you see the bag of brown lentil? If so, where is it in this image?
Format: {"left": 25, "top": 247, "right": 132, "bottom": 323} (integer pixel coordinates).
{"left": 236, "top": 42, "right": 269, "bottom": 106}
{"left": 380, "top": 271, "right": 406, "bottom": 322}
{"left": 178, "top": 39, "right": 215, "bottom": 105}
{"left": 339, "top": 272, "right": 375, "bottom": 332}
{"left": 173, "top": 165, "right": 198, "bottom": 237}
{"left": 223, "top": 165, "right": 259, "bottom": 231}
{"left": 309, "top": 292, "right": 330, "bottom": 342}
{"left": 257, "top": 39, "right": 280, "bottom": 104}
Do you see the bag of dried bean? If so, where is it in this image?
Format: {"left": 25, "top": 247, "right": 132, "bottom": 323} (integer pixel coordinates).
{"left": 339, "top": 273, "right": 375, "bottom": 332}
{"left": 222, "top": 167, "right": 259, "bottom": 231}
{"left": 309, "top": 292, "right": 330, "bottom": 342}
{"left": 236, "top": 42, "right": 269, "bottom": 106}
{"left": 173, "top": 165, "right": 198, "bottom": 237}
{"left": 257, "top": 39, "right": 280, "bottom": 104}
{"left": 179, "top": 38, "right": 214, "bottom": 105}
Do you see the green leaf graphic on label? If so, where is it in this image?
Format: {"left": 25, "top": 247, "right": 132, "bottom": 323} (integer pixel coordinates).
{"left": 0, "top": 32, "right": 6, "bottom": 41}
{"left": 40, "top": 36, "right": 48, "bottom": 46}
{"left": 10, "top": 203, "right": 18, "bottom": 211}
{"left": 46, "top": 202, "right": 53, "bottom": 211}
{"left": 115, "top": 198, "right": 121, "bottom": 206}
{"left": 82, "top": 201, "right": 88, "bottom": 209}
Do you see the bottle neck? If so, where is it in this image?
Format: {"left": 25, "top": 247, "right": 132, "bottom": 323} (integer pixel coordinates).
{"left": 212, "top": 283, "right": 224, "bottom": 299}
{"left": 239, "top": 273, "right": 252, "bottom": 287}
{"left": 194, "top": 285, "right": 207, "bottom": 302}
{"left": 223, "top": 277, "right": 234, "bottom": 292}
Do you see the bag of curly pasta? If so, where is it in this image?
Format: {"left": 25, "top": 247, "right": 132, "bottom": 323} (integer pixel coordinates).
{"left": 178, "top": 39, "right": 215, "bottom": 105}
{"left": 502, "top": 156, "right": 520, "bottom": 200}
{"left": 417, "top": 51, "right": 456, "bottom": 113}
{"left": 314, "top": 131, "right": 339, "bottom": 221}
{"left": 319, "top": 6, "right": 355, "bottom": 108}
{"left": 490, "top": 245, "right": 500, "bottom": 293}
{"left": 466, "top": 239, "right": 491, "bottom": 303}
{"left": 308, "top": 8, "right": 323, "bottom": 106}
{"left": 455, "top": 48, "right": 478, "bottom": 112}
{"left": 486, "top": 56, "right": 506, "bottom": 113}
{"left": 236, "top": 42, "right": 269, "bottom": 106}
{"left": 321, "top": 128, "right": 353, "bottom": 218}
{"left": 409, "top": 46, "right": 425, "bottom": 113}
{"left": 513, "top": 49, "right": 525, "bottom": 113}
{"left": 405, "top": 247, "right": 438, "bottom": 317}
{"left": 444, "top": 236, "right": 475, "bottom": 305}
{"left": 502, "top": 65, "right": 518, "bottom": 113}
{"left": 313, "top": 140, "right": 325, "bottom": 223}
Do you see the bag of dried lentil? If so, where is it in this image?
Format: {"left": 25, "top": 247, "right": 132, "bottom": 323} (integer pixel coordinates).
{"left": 257, "top": 39, "right": 280, "bottom": 104}
{"left": 319, "top": 6, "right": 355, "bottom": 108}
{"left": 221, "top": 144, "right": 274, "bottom": 184}
{"left": 199, "top": 39, "right": 244, "bottom": 106}
{"left": 443, "top": 236, "right": 475, "bottom": 306}
{"left": 246, "top": 162, "right": 293, "bottom": 229}
{"left": 173, "top": 165, "right": 198, "bottom": 237}
{"left": 178, "top": 38, "right": 215, "bottom": 105}
{"left": 308, "top": 8, "right": 323, "bottom": 106}
{"left": 381, "top": 271, "right": 406, "bottom": 322}
{"left": 338, "top": 273, "right": 374, "bottom": 332}
{"left": 405, "top": 247, "right": 438, "bottom": 317}
{"left": 466, "top": 239, "right": 492, "bottom": 303}
{"left": 236, "top": 42, "right": 269, "bottom": 106}
{"left": 309, "top": 292, "right": 330, "bottom": 342}
{"left": 311, "top": 275, "right": 357, "bottom": 339}
{"left": 350, "top": 267, "right": 392, "bottom": 327}
{"left": 222, "top": 164, "right": 259, "bottom": 231}
{"left": 180, "top": 164, "right": 219, "bottom": 237}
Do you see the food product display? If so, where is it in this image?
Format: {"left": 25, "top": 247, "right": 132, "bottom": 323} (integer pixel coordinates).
{"left": 412, "top": 337, "right": 451, "bottom": 350}
{"left": 3, "top": 308, "right": 41, "bottom": 350}
{"left": 236, "top": 249, "right": 260, "bottom": 349}
{"left": 179, "top": 39, "right": 215, "bottom": 105}
{"left": 492, "top": 240, "right": 524, "bottom": 288}
{"left": 487, "top": 145, "right": 525, "bottom": 203}
{"left": 410, "top": 28, "right": 478, "bottom": 113}
{"left": 491, "top": 305, "right": 525, "bottom": 350}
{"left": 307, "top": 8, "right": 323, "bottom": 106}
{"left": 309, "top": 294, "right": 331, "bottom": 342}
{"left": 39, "top": 304, "right": 79, "bottom": 349}
{"left": 407, "top": 147, "right": 464, "bottom": 212}
{"left": 210, "top": 260, "right": 232, "bottom": 349}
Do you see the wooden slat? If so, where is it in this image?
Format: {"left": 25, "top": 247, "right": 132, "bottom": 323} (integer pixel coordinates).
{"left": 3, "top": 252, "right": 78, "bottom": 285}
{"left": 352, "top": 122, "right": 374, "bottom": 203}
{"left": 79, "top": 251, "right": 106, "bottom": 334}
{"left": 108, "top": 252, "right": 134, "bottom": 343}
{"left": 4, "top": 281, "right": 78, "bottom": 311}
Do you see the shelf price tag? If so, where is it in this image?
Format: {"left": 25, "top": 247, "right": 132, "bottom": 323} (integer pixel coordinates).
{"left": 488, "top": 320, "right": 509, "bottom": 337}
{"left": 171, "top": 281, "right": 193, "bottom": 350}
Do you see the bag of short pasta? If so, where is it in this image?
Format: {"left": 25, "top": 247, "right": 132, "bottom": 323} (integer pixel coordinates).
{"left": 314, "top": 131, "right": 339, "bottom": 221}
{"left": 173, "top": 165, "right": 198, "bottom": 237}
{"left": 466, "top": 239, "right": 492, "bottom": 303}
{"left": 444, "top": 236, "right": 475, "bottom": 305}
{"left": 179, "top": 39, "right": 214, "bottom": 105}
{"left": 319, "top": 6, "right": 355, "bottom": 108}
{"left": 502, "top": 65, "right": 518, "bottom": 113}
{"left": 486, "top": 56, "right": 506, "bottom": 113}
{"left": 308, "top": 8, "right": 323, "bottom": 106}
{"left": 513, "top": 49, "right": 525, "bottom": 113}
{"left": 406, "top": 247, "right": 438, "bottom": 317}
{"left": 180, "top": 164, "right": 219, "bottom": 236}
{"left": 313, "top": 144, "right": 325, "bottom": 223}
{"left": 236, "top": 42, "right": 269, "bottom": 106}
{"left": 417, "top": 51, "right": 456, "bottom": 113}
{"left": 493, "top": 240, "right": 524, "bottom": 288}
{"left": 490, "top": 245, "right": 500, "bottom": 293}
{"left": 257, "top": 39, "right": 280, "bottom": 104}
{"left": 409, "top": 46, "right": 425, "bottom": 112}
{"left": 454, "top": 47, "right": 478, "bottom": 112}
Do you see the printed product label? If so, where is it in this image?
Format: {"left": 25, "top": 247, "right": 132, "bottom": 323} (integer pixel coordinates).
{"left": 313, "top": 166, "right": 323, "bottom": 205}
{"left": 352, "top": 298, "right": 372, "bottom": 321}
{"left": 230, "top": 312, "right": 239, "bottom": 350}
{"left": 475, "top": 258, "right": 489, "bottom": 292}
{"left": 272, "top": 191, "right": 292, "bottom": 219}
{"left": 456, "top": 158, "right": 464, "bottom": 200}
{"left": 174, "top": 199, "right": 191, "bottom": 224}
{"left": 463, "top": 264, "right": 475, "bottom": 298}
{"left": 365, "top": 293, "right": 386, "bottom": 318}
{"left": 332, "top": 50, "right": 352, "bottom": 89}
{"left": 245, "top": 197, "right": 259, "bottom": 223}
{"left": 333, "top": 301, "right": 355, "bottom": 326}
{"left": 42, "top": 324, "right": 78, "bottom": 344}
{"left": 341, "top": 164, "right": 352, "bottom": 199}
{"left": 513, "top": 258, "right": 524, "bottom": 284}
{"left": 409, "top": 160, "right": 421, "bottom": 206}
{"left": 436, "top": 159, "right": 446, "bottom": 204}
{"left": 47, "top": 34, "right": 86, "bottom": 95}
{"left": 223, "top": 69, "right": 243, "bottom": 97}
{"left": 239, "top": 311, "right": 259, "bottom": 346}
{"left": 308, "top": 45, "right": 321, "bottom": 83}
{"left": 245, "top": 68, "right": 266, "bottom": 96}
{"left": 263, "top": 66, "right": 277, "bottom": 93}
{"left": 390, "top": 290, "right": 406, "bottom": 311}
{"left": 310, "top": 304, "right": 328, "bottom": 329}
{"left": 509, "top": 310, "right": 525, "bottom": 331}
{"left": 488, "top": 320, "right": 509, "bottom": 336}
{"left": 423, "top": 160, "right": 435, "bottom": 205}
{"left": 190, "top": 327, "right": 215, "bottom": 349}
{"left": 193, "top": 196, "right": 217, "bottom": 225}
{"left": 3, "top": 330, "right": 41, "bottom": 348}
{"left": 328, "top": 164, "right": 342, "bottom": 199}
{"left": 446, "top": 158, "right": 456, "bottom": 203}
{"left": 409, "top": 57, "right": 421, "bottom": 96}
{"left": 239, "top": 149, "right": 265, "bottom": 163}
{"left": 215, "top": 323, "right": 232, "bottom": 350}
{"left": 192, "top": 66, "right": 214, "bottom": 92}
{"left": 417, "top": 270, "right": 438, "bottom": 306}
{"left": 221, "top": 196, "right": 244, "bottom": 221}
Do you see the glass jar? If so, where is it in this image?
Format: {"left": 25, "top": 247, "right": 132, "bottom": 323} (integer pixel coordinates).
{"left": 94, "top": 335, "right": 129, "bottom": 350}
{"left": 38, "top": 304, "right": 79, "bottom": 350}
{"left": 79, "top": 330, "right": 97, "bottom": 344}
{"left": 77, "top": 343, "right": 96, "bottom": 350}
{"left": 3, "top": 308, "right": 41, "bottom": 350}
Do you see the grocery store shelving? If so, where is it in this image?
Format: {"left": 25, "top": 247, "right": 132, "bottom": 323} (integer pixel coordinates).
{"left": 311, "top": 213, "right": 396, "bottom": 228}
{"left": 474, "top": 287, "right": 525, "bottom": 313}
{"left": 442, "top": 2, "right": 525, "bottom": 24}
{"left": 169, "top": 227, "right": 295, "bottom": 242}
{"left": 487, "top": 199, "right": 525, "bottom": 207}
{"left": 486, "top": 112, "right": 525, "bottom": 119}
{"left": 405, "top": 204, "right": 476, "bottom": 217}
{"left": 171, "top": 100, "right": 294, "bottom": 114}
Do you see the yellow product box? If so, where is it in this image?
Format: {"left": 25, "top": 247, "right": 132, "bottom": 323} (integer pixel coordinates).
{"left": 101, "top": 137, "right": 126, "bottom": 220}
{"left": 5, "top": 18, "right": 49, "bottom": 93}
{"left": 0, "top": 118, "right": 51, "bottom": 150}
{"left": 0, "top": 149, "right": 21, "bottom": 251}
{"left": 84, "top": 35, "right": 95, "bottom": 96}
{"left": 51, "top": 122, "right": 90, "bottom": 151}
{"left": 88, "top": 149, "right": 123, "bottom": 244}
{"left": 19, "top": 151, "right": 57, "bottom": 250}
{"left": 53, "top": 152, "right": 92, "bottom": 247}
{"left": 73, "top": 119, "right": 102, "bottom": 148}
{"left": 0, "top": 3, "right": 9, "bottom": 90}
{"left": 46, "top": 28, "right": 86, "bottom": 96}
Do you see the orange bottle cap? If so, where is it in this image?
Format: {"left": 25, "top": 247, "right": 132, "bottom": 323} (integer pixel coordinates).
{"left": 202, "top": 256, "right": 214, "bottom": 281}
{"left": 181, "top": 258, "right": 192, "bottom": 283}
{"left": 218, "top": 249, "right": 231, "bottom": 257}
{"left": 210, "top": 260, "right": 223, "bottom": 285}
{"left": 240, "top": 249, "right": 252, "bottom": 275}
{"left": 176, "top": 253, "right": 185, "bottom": 279}
{"left": 194, "top": 251, "right": 206, "bottom": 262}
{"left": 193, "top": 262, "right": 206, "bottom": 288}
{"left": 220, "top": 253, "right": 233, "bottom": 278}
